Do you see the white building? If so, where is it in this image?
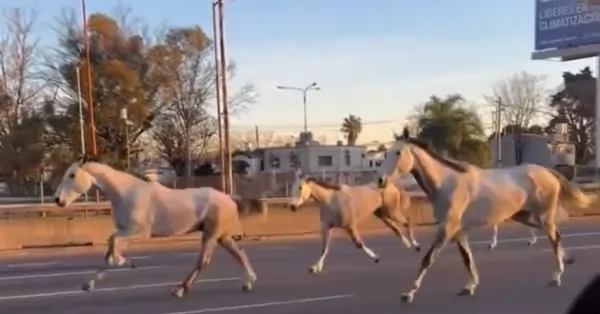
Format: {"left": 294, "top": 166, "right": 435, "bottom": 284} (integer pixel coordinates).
{"left": 231, "top": 132, "right": 374, "bottom": 174}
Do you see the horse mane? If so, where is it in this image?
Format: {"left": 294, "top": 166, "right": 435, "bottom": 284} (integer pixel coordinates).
{"left": 406, "top": 138, "right": 470, "bottom": 173}
{"left": 305, "top": 177, "right": 342, "bottom": 191}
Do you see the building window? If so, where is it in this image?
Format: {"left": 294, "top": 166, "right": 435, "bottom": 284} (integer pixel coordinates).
{"left": 318, "top": 155, "right": 333, "bottom": 166}
{"left": 269, "top": 154, "right": 280, "bottom": 168}
{"left": 344, "top": 150, "right": 351, "bottom": 166}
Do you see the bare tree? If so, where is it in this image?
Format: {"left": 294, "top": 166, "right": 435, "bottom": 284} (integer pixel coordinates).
{"left": 0, "top": 7, "right": 46, "bottom": 191}
{"left": 0, "top": 7, "right": 42, "bottom": 136}
{"left": 486, "top": 71, "right": 548, "bottom": 128}
{"left": 151, "top": 26, "right": 256, "bottom": 175}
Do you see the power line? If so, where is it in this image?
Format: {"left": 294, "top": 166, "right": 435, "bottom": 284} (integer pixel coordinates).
{"left": 230, "top": 118, "right": 405, "bottom": 131}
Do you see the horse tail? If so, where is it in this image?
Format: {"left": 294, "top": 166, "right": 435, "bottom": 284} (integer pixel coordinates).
{"left": 548, "top": 168, "right": 595, "bottom": 208}
{"left": 233, "top": 197, "right": 268, "bottom": 219}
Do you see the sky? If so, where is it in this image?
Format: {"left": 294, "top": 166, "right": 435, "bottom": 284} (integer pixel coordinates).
{"left": 6, "top": 0, "right": 598, "bottom": 144}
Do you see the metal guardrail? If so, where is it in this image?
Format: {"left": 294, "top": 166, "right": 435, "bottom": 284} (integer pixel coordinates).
{"left": 0, "top": 182, "right": 598, "bottom": 217}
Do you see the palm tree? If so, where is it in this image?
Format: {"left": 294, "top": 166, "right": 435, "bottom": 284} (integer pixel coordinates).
{"left": 340, "top": 114, "right": 363, "bottom": 146}
{"left": 417, "top": 94, "right": 485, "bottom": 157}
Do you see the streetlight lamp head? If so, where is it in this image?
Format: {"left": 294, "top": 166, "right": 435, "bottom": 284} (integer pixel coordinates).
{"left": 310, "top": 82, "right": 317, "bottom": 87}
{"left": 276, "top": 86, "right": 285, "bottom": 89}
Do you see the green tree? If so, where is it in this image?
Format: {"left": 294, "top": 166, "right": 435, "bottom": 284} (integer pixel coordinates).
{"left": 340, "top": 114, "right": 362, "bottom": 146}
{"left": 547, "top": 67, "right": 595, "bottom": 163}
{"left": 415, "top": 94, "right": 486, "bottom": 158}
{"left": 42, "top": 9, "right": 175, "bottom": 170}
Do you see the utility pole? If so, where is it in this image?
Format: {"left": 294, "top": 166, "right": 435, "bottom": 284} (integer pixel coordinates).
{"left": 214, "top": 0, "right": 233, "bottom": 195}
{"left": 81, "top": 0, "right": 97, "bottom": 156}
{"left": 211, "top": 1, "right": 225, "bottom": 192}
{"left": 255, "top": 125, "right": 260, "bottom": 149}
{"left": 494, "top": 98, "right": 503, "bottom": 168}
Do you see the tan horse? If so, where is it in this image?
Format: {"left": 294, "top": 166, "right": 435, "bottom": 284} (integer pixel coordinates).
{"left": 287, "top": 170, "right": 420, "bottom": 274}
{"left": 377, "top": 127, "right": 594, "bottom": 304}
{"left": 53, "top": 155, "right": 267, "bottom": 298}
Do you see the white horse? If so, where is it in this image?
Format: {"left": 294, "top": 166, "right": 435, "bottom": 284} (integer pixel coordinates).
{"left": 53, "top": 155, "right": 267, "bottom": 298}
{"left": 376, "top": 128, "right": 594, "bottom": 303}
{"left": 287, "top": 171, "right": 420, "bottom": 274}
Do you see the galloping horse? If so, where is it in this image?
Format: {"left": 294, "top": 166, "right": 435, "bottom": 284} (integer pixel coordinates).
{"left": 53, "top": 155, "right": 267, "bottom": 298}
{"left": 287, "top": 170, "right": 420, "bottom": 274}
{"left": 376, "top": 128, "right": 594, "bottom": 303}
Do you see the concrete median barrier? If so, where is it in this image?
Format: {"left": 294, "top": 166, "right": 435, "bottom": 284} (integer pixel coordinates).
{"left": 1, "top": 192, "right": 600, "bottom": 251}
{"left": 0, "top": 197, "right": 434, "bottom": 251}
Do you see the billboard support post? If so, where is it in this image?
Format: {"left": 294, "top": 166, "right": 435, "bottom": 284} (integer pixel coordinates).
{"left": 532, "top": 0, "right": 600, "bottom": 168}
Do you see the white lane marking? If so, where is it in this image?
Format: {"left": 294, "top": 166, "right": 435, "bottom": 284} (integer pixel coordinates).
{"left": 470, "top": 231, "right": 600, "bottom": 246}
{"left": 0, "top": 265, "right": 166, "bottom": 281}
{"left": 131, "top": 255, "right": 151, "bottom": 260}
{"left": 0, "top": 277, "right": 239, "bottom": 301}
{"left": 176, "top": 253, "right": 198, "bottom": 257}
{"left": 6, "top": 262, "right": 58, "bottom": 268}
{"left": 542, "top": 244, "right": 600, "bottom": 252}
{"left": 162, "top": 294, "right": 355, "bottom": 314}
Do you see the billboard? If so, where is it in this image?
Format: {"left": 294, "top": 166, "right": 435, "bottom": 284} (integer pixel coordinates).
{"left": 535, "top": 0, "right": 600, "bottom": 51}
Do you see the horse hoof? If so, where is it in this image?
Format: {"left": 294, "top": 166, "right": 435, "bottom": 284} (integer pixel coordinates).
{"left": 81, "top": 282, "right": 94, "bottom": 292}
{"left": 242, "top": 284, "right": 253, "bottom": 292}
{"left": 400, "top": 293, "right": 414, "bottom": 303}
{"left": 457, "top": 288, "right": 475, "bottom": 296}
{"left": 374, "top": 257, "right": 380, "bottom": 263}
{"left": 170, "top": 286, "right": 186, "bottom": 298}
{"left": 309, "top": 266, "right": 321, "bottom": 274}
{"left": 548, "top": 279, "right": 561, "bottom": 288}
{"left": 564, "top": 257, "right": 575, "bottom": 266}
{"left": 488, "top": 244, "right": 495, "bottom": 250}
{"left": 414, "top": 246, "right": 421, "bottom": 252}
{"left": 129, "top": 262, "right": 137, "bottom": 269}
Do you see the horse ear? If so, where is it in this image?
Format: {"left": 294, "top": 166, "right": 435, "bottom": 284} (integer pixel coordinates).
{"left": 402, "top": 126, "right": 410, "bottom": 139}
{"left": 79, "top": 154, "right": 88, "bottom": 164}
{"left": 294, "top": 168, "right": 302, "bottom": 179}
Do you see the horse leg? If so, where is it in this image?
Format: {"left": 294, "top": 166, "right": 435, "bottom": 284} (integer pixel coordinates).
{"left": 345, "top": 226, "right": 380, "bottom": 263}
{"left": 378, "top": 216, "right": 413, "bottom": 250}
{"left": 542, "top": 221, "right": 572, "bottom": 288}
{"left": 170, "top": 234, "right": 218, "bottom": 298}
{"left": 401, "top": 227, "right": 450, "bottom": 303}
{"left": 217, "top": 236, "right": 258, "bottom": 291}
{"left": 528, "top": 228, "right": 538, "bottom": 246}
{"left": 405, "top": 220, "right": 421, "bottom": 251}
{"left": 310, "top": 223, "right": 333, "bottom": 274}
{"left": 454, "top": 232, "right": 479, "bottom": 296}
{"left": 488, "top": 225, "right": 498, "bottom": 250}
{"left": 82, "top": 231, "right": 135, "bottom": 292}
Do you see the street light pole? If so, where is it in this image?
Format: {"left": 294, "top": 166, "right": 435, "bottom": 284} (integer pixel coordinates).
{"left": 276, "top": 82, "right": 320, "bottom": 133}
{"left": 119, "top": 107, "right": 130, "bottom": 170}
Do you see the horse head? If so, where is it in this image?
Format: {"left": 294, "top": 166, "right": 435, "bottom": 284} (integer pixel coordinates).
{"left": 53, "top": 154, "right": 101, "bottom": 207}
{"left": 377, "top": 126, "right": 418, "bottom": 189}
{"left": 288, "top": 169, "right": 310, "bottom": 212}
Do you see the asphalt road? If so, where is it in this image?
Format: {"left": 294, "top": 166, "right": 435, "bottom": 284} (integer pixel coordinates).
{"left": 2, "top": 220, "right": 600, "bottom": 314}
